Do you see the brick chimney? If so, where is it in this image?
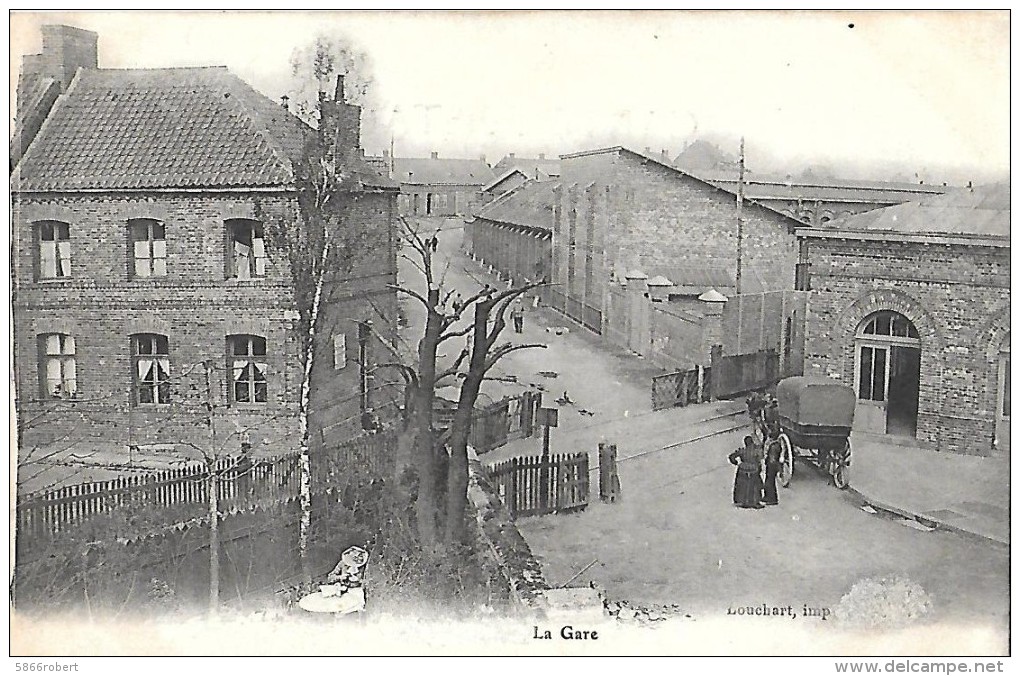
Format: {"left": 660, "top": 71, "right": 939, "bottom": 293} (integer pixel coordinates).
{"left": 318, "top": 74, "right": 362, "bottom": 169}
{"left": 17, "top": 24, "right": 97, "bottom": 109}
{"left": 13, "top": 24, "right": 98, "bottom": 170}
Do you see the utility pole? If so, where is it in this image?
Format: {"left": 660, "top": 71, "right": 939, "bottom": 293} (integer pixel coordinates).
{"left": 736, "top": 136, "right": 745, "bottom": 295}
{"left": 203, "top": 360, "right": 220, "bottom": 616}
{"left": 389, "top": 131, "right": 395, "bottom": 178}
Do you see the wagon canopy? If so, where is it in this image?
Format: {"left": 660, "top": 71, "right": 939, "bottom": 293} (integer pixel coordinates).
{"left": 776, "top": 376, "right": 856, "bottom": 428}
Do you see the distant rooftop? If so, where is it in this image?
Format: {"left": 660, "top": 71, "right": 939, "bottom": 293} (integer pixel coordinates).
{"left": 803, "top": 183, "right": 1010, "bottom": 242}
{"left": 491, "top": 153, "right": 561, "bottom": 180}
{"left": 392, "top": 155, "right": 495, "bottom": 186}
{"left": 474, "top": 179, "right": 556, "bottom": 233}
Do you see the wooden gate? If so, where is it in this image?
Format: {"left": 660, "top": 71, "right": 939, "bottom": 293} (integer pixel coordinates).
{"left": 486, "top": 452, "right": 589, "bottom": 518}
{"left": 651, "top": 365, "right": 712, "bottom": 411}
{"left": 710, "top": 347, "right": 780, "bottom": 399}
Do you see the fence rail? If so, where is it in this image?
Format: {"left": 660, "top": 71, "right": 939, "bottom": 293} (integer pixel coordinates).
{"left": 485, "top": 452, "right": 589, "bottom": 518}
{"left": 16, "top": 429, "right": 395, "bottom": 539}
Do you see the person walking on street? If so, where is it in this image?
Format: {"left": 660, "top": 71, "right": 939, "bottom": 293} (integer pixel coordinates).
{"left": 511, "top": 299, "right": 525, "bottom": 334}
{"left": 728, "top": 435, "right": 764, "bottom": 509}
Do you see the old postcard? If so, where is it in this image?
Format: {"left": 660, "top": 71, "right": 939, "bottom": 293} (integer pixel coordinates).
{"left": 8, "top": 9, "right": 1011, "bottom": 663}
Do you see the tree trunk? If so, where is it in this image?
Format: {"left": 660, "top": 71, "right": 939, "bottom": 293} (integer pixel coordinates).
{"left": 443, "top": 302, "right": 490, "bottom": 543}
{"left": 414, "top": 287, "right": 443, "bottom": 543}
{"left": 208, "top": 459, "right": 220, "bottom": 615}
{"left": 298, "top": 239, "right": 331, "bottom": 582}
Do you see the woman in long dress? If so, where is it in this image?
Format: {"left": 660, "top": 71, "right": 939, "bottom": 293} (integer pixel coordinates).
{"left": 728, "top": 435, "right": 764, "bottom": 509}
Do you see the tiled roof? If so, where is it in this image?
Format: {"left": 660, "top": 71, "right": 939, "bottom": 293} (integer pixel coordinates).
{"left": 475, "top": 180, "right": 556, "bottom": 233}
{"left": 13, "top": 66, "right": 316, "bottom": 191}
{"left": 392, "top": 157, "right": 495, "bottom": 186}
{"left": 817, "top": 183, "right": 1010, "bottom": 239}
{"left": 694, "top": 170, "right": 949, "bottom": 205}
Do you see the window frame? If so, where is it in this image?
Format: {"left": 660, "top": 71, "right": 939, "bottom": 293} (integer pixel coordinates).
{"left": 35, "top": 220, "right": 72, "bottom": 280}
{"left": 226, "top": 219, "right": 267, "bottom": 280}
{"left": 227, "top": 334, "right": 268, "bottom": 404}
{"left": 132, "top": 333, "right": 171, "bottom": 406}
{"left": 129, "top": 219, "right": 168, "bottom": 279}
{"left": 38, "top": 333, "right": 77, "bottom": 399}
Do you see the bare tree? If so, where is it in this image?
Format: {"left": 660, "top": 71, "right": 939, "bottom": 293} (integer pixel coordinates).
{"left": 380, "top": 218, "right": 546, "bottom": 544}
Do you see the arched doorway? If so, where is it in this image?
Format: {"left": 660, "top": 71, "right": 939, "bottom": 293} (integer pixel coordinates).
{"left": 854, "top": 310, "right": 921, "bottom": 436}
{"left": 995, "top": 332, "right": 1010, "bottom": 452}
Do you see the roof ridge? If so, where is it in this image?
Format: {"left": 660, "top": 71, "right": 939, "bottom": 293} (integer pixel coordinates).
{"left": 215, "top": 70, "right": 302, "bottom": 182}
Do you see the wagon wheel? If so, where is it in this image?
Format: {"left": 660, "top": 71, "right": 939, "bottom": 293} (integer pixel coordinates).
{"left": 831, "top": 439, "right": 851, "bottom": 490}
{"left": 776, "top": 434, "right": 793, "bottom": 487}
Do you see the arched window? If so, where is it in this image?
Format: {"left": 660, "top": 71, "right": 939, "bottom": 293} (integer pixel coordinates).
{"left": 225, "top": 219, "right": 266, "bottom": 279}
{"left": 132, "top": 334, "right": 171, "bottom": 405}
{"left": 856, "top": 312, "right": 919, "bottom": 403}
{"left": 35, "top": 220, "right": 71, "bottom": 279}
{"left": 38, "top": 333, "right": 76, "bottom": 398}
{"left": 228, "top": 335, "right": 267, "bottom": 403}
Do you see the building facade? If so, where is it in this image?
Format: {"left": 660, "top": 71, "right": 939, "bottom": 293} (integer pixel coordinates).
{"left": 392, "top": 152, "right": 494, "bottom": 217}
{"left": 12, "top": 26, "right": 400, "bottom": 466}
{"left": 800, "top": 185, "right": 1010, "bottom": 456}
{"left": 468, "top": 180, "right": 554, "bottom": 286}
{"left": 549, "top": 146, "right": 803, "bottom": 337}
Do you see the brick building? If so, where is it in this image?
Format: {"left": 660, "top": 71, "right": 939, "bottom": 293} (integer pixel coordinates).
{"left": 392, "top": 152, "right": 494, "bottom": 217}
{"left": 468, "top": 180, "right": 555, "bottom": 286}
{"left": 799, "top": 185, "right": 1010, "bottom": 456}
{"left": 12, "top": 25, "right": 400, "bottom": 466}
{"left": 548, "top": 146, "right": 802, "bottom": 336}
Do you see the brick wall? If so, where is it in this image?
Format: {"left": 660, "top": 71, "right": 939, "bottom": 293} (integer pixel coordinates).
{"left": 13, "top": 189, "right": 398, "bottom": 461}
{"left": 802, "top": 236, "right": 1010, "bottom": 455}
{"left": 551, "top": 150, "right": 799, "bottom": 336}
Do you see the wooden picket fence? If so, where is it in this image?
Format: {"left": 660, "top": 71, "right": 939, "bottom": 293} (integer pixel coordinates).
{"left": 485, "top": 452, "right": 589, "bottom": 518}
{"left": 16, "top": 429, "right": 396, "bottom": 539}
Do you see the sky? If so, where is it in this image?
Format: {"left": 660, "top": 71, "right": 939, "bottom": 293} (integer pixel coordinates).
{"left": 8, "top": 10, "right": 1011, "bottom": 184}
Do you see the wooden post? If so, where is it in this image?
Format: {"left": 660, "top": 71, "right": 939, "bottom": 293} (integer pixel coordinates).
{"left": 598, "top": 442, "right": 621, "bottom": 503}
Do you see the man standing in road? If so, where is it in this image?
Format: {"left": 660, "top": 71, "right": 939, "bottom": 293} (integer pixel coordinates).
{"left": 511, "top": 299, "right": 525, "bottom": 333}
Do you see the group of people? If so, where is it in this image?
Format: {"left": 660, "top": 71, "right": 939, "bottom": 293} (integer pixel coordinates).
{"left": 728, "top": 417, "right": 784, "bottom": 510}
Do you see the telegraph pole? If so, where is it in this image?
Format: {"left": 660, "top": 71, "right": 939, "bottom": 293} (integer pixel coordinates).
{"left": 736, "top": 136, "right": 745, "bottom": 295}
{"left": 203, "top": 359, "right": 220, "bottom": 615}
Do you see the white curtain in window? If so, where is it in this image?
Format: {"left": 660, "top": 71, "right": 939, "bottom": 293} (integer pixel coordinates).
{"left": 134, "top": 239, "right": 152, "bottom": 276}
{"left": 253, "top": 236, "right": 266, "bottom": 276}
{"left": 152, "top": 239, "right": 167, "bottom": 276}
{"left": 63, "top": 359, "right": 76, "bottom": 396}
{"left": 234, "top": 242, "right": 251, "bottom": 280}
{"left": 57, "top": 240, "right": 71, "bottom": 277}
{"left": 40, "top": 241, "right": 57, "bottom": 278}
{"left": 46, "top": 359, "right": 62, "bottom": 395}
